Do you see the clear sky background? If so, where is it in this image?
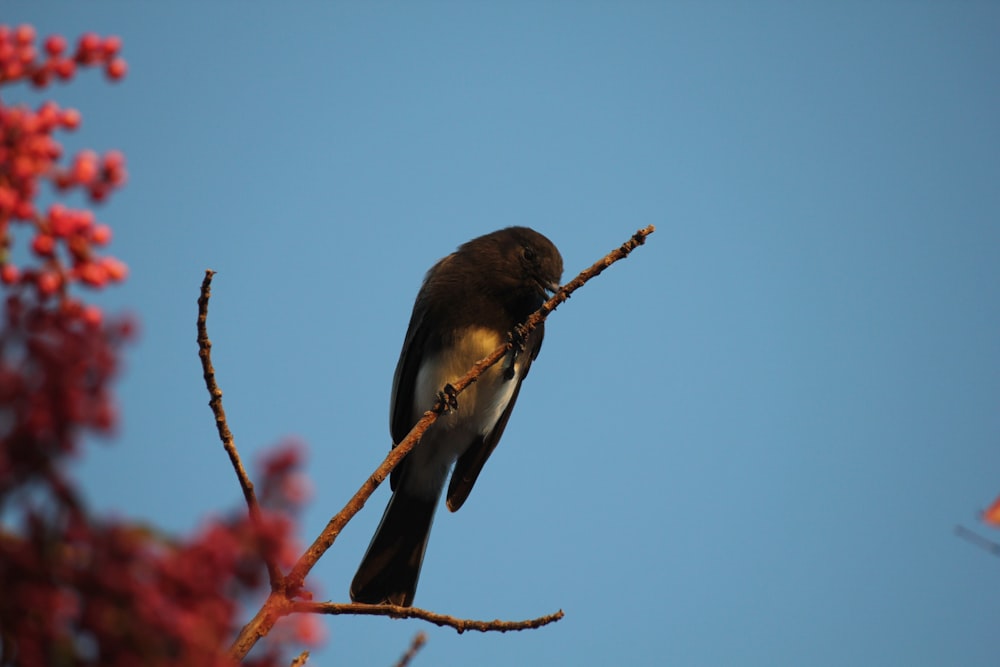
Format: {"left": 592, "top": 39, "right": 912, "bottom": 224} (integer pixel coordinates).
{"left": 7, "top": 3, "right": 1000, "bottom": 666}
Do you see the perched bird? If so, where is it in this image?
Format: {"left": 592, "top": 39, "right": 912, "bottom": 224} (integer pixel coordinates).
{"left": 350, "top": 227, "right": 563, "bottom": 606}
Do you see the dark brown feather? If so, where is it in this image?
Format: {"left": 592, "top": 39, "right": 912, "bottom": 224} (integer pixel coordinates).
{"left": 351, "top": 227, "right": 562, "bottom": 607}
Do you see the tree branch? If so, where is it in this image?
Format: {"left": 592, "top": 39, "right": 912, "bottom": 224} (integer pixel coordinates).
{"left": 291, "top": 602, "right": 564, "bottom": 634}
{"left": 393, "top": 632, "right": 427, "bottom": 667}
{"left": 227, "top": 225, "right": 655, "bottom": 660}
{"left": 197, "top": 269, "right": 282, "bottom": 587}
{"left": 954, "top": 524, "right": 1000, "bottom": 556}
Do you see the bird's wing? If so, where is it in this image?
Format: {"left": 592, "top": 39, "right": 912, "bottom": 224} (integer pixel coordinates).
{"left": 388, "top": 293, "right": 435, "bottom": 491}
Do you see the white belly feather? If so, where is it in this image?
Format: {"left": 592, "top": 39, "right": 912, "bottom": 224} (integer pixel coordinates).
{"left": 405, "top": 326, "right": 519, "bottom": 498}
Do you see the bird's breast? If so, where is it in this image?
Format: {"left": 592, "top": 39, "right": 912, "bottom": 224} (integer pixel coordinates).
{"left": 414, "top": 326, "right": 519, "bottom": 438}
{"left": 403, "top": 327, "right": 519, "bottom": 498}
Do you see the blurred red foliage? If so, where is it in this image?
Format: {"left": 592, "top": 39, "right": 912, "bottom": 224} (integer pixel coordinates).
{"left": 0, "top": 24, "right": 319, "bottom": 666}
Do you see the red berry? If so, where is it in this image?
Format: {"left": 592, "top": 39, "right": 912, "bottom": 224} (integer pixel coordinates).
{"left": 44, "top": 34, "right": 66, "bottom": 57}
{"left": 78, "top": 261, "right": 107, "bottom": 287}
{"left": 38, "top": 135, "right": 61, "bottom": 160}
{"left": 0, "top": 264, "right": 19, "bottom": 285}
{"left": 73, "top": 209, "right": 94, "bottom": 232}
{"left": 292, "top": 613, "right": 326, "bottom": 646}
{"left": 101, "top": 35, "right": 122, "bottom": 57}
{"left": 12, "top": 155, "right": 33, "bottom": 180}
{"left": 49, "top": 205, "right": 74, "bottom": 237}
{"left": 101, "top": 256, "right": 128, "bottom": 282}
{"left": 32, "top": 234, "right": 56, "bottom": 256}
{"left": 103, "top": 152, "right": 127, "bottom": 184}
{"left": 3, "top": 61, "right": 23, "bottom": 80}
{"left": 18, "top": 45, "right": 36, "bottom": 64}
{"left": 36, "top": 271, "right": 60, "bottom": 296}
{"left": 103, "top": 149, "right": 125, "bottom": 171}
{"left": 36, "top": 100, "right": 60, "bottom": 128}
{"left": 0, "top": 187, "right": 15, "bottom": 213}
{"left": 52, "top": 57, "right": 74, "bottom": 79}
{"left": 81, "top": 305, "right": 103, "bottom": 328}
{"left": 90, "top": 224, "right": 112, "bottom": 245}
{"left": 14, "top": 25, "right": 35, "bottom": 46}
{"left": 60, "top": 107, "right": 81, "bottom": 129}
{"left": 72, "top": 150, "right": 98, "bottom": 183}
{"left": 105, "top": 57, "right": 127, "bottom": 81}
{"left": 77, "top": 32, "right": 100, "bottom": 58}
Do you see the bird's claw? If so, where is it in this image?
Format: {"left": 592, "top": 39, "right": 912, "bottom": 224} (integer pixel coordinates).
{"left": 437, "top": 384, "right": 460, "bottom": 412}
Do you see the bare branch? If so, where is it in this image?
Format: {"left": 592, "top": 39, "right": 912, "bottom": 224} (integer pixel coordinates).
{"left": 291, "top": 602, "right": 564, "bottom": 634}
{"left": 197, "top": 270, "right": 281, "bottom": 587}
{"left": 228, "top": 226, "right": 655, "bottom": 660}
{"left": 954, "top": 524, "right": 1000, "bottom": 556}
{"left": 290, "top": 650, "right": 310, "bottom": 667}
{"left": 392, "top": 632, "right": 427, "bottom": 667}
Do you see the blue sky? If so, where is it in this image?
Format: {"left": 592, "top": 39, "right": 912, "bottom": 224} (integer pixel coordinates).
{"left": 7, "top": 3, "right": 1000, "bottom": 665}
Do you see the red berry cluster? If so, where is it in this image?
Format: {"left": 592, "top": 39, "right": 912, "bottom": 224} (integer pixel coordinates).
{"left": 0, "top": 20, "right": 131, "bottom": 496}
{"left": 0, "top": 24, "right": 126, "bottom": 86}
{"left": 1, "top": 24, "right": 323, "bottom": 665}
{"left": 0, "top": 24, "right": 128, "bottom": 300}
{"left": 0, "top": 292, "right": 132, "bottom": 496}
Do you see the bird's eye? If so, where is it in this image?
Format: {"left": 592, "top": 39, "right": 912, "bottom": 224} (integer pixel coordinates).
{"left": 521, "top": 246, "right": 536, "bottom": 263}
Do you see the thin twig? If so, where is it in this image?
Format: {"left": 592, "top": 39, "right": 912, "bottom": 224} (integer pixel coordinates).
{"left": 954, "top": 524, "right": 1000, "bottom": 556}
{"left": 197, "top": 270, "right": 281, "bottom": 587}
{"left": 228, "top": 226, "right": 655, "bottom": 660}
{"left": 393, "top": 632, "right": 427, "bottom": 667}
{"left": 290, "top": 650, "right": 310, "bottom": 667}
{"left": 291, "top": 602, "right": 564, "bottom": 634}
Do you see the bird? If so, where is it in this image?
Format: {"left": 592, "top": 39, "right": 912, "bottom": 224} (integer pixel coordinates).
{"left": 349, "top": 226, "right": 563, "bottom": 606}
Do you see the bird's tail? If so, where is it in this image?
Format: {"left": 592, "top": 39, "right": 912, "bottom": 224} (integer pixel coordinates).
{"left": 349, "top": 488, "right": 437, "bottom": 606}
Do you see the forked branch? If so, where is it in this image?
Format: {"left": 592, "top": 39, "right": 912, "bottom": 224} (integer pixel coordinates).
{"left": 206, "top": 226, "right": 655, "bottom": 660}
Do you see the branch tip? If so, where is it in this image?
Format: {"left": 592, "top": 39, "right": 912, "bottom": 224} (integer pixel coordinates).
{"left": 393, "top": 632, "right": 427, "bottom": 667}
{"left": 195, "top": 273, "right": 282, "bottom": 590}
